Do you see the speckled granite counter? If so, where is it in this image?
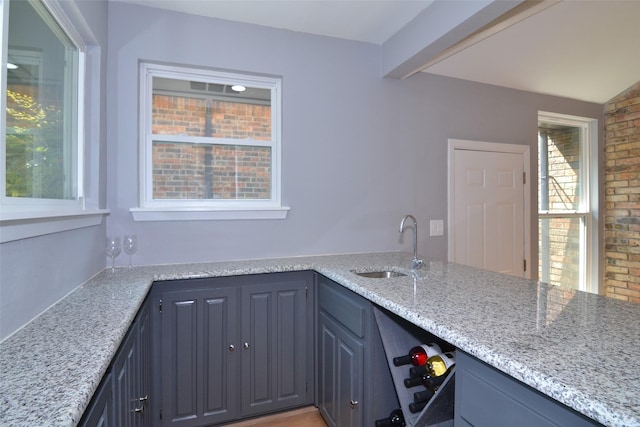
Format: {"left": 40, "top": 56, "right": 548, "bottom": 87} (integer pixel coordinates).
{"left": 1, "top": 252, "right": 639, "bottom": 426}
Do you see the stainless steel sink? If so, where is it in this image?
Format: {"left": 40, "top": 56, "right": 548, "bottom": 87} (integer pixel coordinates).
{"left": 353, "top": 270, "right": 407, "bottom": 278}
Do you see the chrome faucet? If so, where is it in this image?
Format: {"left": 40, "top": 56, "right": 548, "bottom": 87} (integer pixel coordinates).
{"left": 400, "top": 214, "right": 423, "bottom": 270}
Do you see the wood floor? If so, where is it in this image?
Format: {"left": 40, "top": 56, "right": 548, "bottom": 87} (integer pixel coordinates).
{"left": 225, "top": 406, "right": 327, "bottom": 427}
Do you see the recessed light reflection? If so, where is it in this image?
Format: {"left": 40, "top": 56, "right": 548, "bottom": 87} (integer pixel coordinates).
{"left": 6, "top": 63, "right": 18, "bottom": 69}
{"left": 231, "top": 85, "right": 246, "bottom": 92}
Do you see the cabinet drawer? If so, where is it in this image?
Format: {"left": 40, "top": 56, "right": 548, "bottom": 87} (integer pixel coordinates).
{"left": 317, "top": 276, "right": 366, "bottom": 338}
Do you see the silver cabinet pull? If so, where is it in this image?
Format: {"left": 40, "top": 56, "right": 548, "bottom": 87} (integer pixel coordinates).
{"left": 132, "top": 406, "right": 144, "bottom": 414}
{"left": 138, "top": 395, "right": 148, "bottom": 402}
{"left": 229, "top": 344, "right": 235, "bottom": 351}
{"left": 244, "top": 342, "right": 250, "bottom": 349}
{"left": 350, "top": 400, "right": 358, "bottom": 409}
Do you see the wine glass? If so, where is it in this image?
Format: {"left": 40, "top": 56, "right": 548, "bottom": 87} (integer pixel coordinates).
{"left": 105, "top": 236, "right": 121, "bottom": 273}
{"left": 123, "top": 234, "right": 138, "bottom": 268}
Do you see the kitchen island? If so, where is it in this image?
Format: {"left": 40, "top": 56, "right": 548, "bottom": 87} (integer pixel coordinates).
{"left": 1, "top": 252, "right": 638, "bottom": 426}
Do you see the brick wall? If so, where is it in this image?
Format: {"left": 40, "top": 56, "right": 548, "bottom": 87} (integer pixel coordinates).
{"left": 604, "top": 81, "right": 640, "bottom": 303}
{"left": 151, "top": 95, "right": 272, "bottom": 200}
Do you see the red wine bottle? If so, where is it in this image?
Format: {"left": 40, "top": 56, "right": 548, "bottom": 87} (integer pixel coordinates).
{"left": 375, "top": 409, "right": 406, "bottom": 427}
{"left": 392, "top": 343, "right": 442, "bottom": 367}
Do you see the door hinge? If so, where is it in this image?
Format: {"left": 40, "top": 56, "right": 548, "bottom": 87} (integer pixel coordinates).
{"left": 159, "top": 299, "right": 162, "bottom": 313}
{"left": 159, "top": 408, "right": 163, "bottom": 420}
{"left": 305, "top": 286, "right": 308, "bottom": 298}
{"left": 523, "top": 172, "right": 526, "bottom": 185}
{"left": 523, "top": 259, "right": 527, "bottom": 272}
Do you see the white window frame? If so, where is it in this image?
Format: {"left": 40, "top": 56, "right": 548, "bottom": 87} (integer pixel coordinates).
{"left": 0, "top": 0, "right": 108, "bottom": 243}
{"left": 538, "top": 111, "right": 599, "bottom": 293}
{"left": 131, "top": 62, "right": 289, "bottom": 221}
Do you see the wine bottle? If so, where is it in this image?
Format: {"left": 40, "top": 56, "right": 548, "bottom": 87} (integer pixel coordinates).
{"left": 403, "top": 371, "right": 447, "bottom": 389}
{"left": 414, "top": 388, "right": 435, "bottom": 403}
{"left": 392, "top": 343, "right": 443, "bottom": 367}
{"left": 409, "top": 364, "right": 428, "bottom": 377}
{"left": 375, "top": 409, "right": 406, "bottom": 427}
{"left": 426, "top": 351, "right": 456, "bottom": 377}
{"left": 408, "top": 399, "right": 428, "bottom": 413}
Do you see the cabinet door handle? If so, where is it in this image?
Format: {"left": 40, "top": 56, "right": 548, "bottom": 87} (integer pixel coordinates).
{"left": 229, "top": 344, "right": 235, "bottom": 351}
{"left": 132, "top": 406, "right": 144, "bottom": 414}
{"left": 244, "top": 342, "right": 250, "bottom": 349}
{"left": 350, "top": 400, "right": 358, "bottom": 409}
{"left": 138, "top": 395, "right": 148, "bottom": 403}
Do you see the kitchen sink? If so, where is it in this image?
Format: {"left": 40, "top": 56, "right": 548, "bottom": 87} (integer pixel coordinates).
{"left": 352, "top": 270, "right": 407, "bottom": 278}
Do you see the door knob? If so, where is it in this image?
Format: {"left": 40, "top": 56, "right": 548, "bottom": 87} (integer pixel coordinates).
{"left": 229, "top": 344, "right": 235, "bottom": 351}
{"left": 350, "top": 400, "right": 358, "bottom": 409}
{"left": 244, "top": 342, "right": 250, "bottom": 349}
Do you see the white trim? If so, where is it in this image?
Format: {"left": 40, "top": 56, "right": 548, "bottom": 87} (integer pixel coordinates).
{"left": 0, "top": 209, "right": 108, "bottom": 243}
{"left": 447, "top": 138, "right": 532, "bottom": 279}
{"left": 130, "top": 207, "right": 289, "bottom": 221}
{"left": 138, "top": 62, "right": 284, "bottom": 218}
{"left": 1, "top": 0, "right": 95, "bottom": 236}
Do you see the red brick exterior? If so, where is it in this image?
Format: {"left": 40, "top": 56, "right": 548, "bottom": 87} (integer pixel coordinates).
{"left": 151, "top": 94, "right": 272, "bottom": 200}
{"left": 604, "top": 81, "right": 640, "bottom": 303}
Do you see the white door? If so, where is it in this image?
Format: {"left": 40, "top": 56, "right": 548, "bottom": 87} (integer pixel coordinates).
{"left": 448, "top": 140, "right": 529, "bottom": 278}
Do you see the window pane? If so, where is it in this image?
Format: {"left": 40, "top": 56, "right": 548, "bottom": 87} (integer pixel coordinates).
{"left": 538, "top": 125, "right": 581, "bottom": 211}
{"left": 538, "top": 216, "right": 582, "bottom": 289}
{"left": 152, "top": 142, "right": 272, "bottom": 200}
{"left": 5, "top": 0, "right": 78, "bottom": 200}
{"left": 152, "top": 77, "right": 271, "bottom": 140}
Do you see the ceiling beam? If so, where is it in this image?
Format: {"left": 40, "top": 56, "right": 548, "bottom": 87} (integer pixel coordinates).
{"left": 380, "top": 0, "right": 528, "bottom": 79}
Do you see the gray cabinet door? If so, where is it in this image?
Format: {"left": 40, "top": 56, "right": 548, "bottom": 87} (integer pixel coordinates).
{"left": 113, "top": 326, "right": 141, "bottom": 427}
{"left": 455, "top": 350, "right": 601, "bottom": 427}
{"left": 137, "top": 302, "right": 151, "bottom": 427}
{"left": 240, "top": 279, "right": 309, "bottom": 417}
{"left": 80, "top": 371, "right": 113, "bottom": 427}
{"left": 317, "top": 310, "right": 363, "bottom": 427}
{"left": 82, "top": 300, "right": 150, "bottom": 427}
{"left": 160, "top": 287, "right": 239, "bottom": 427}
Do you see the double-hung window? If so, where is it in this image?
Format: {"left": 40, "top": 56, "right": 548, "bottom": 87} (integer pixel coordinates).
{"left": 538, "top": 111, "right": 599, "bottom": 293}
{"left": 1, "top": 0, "right": 103, "bottom": 242}
{"left": 133, "top": 62, "right": 288, "bottom": 221}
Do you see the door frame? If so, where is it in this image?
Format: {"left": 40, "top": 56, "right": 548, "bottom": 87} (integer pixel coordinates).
{"left": 447, "top": 139, "right": 531, "bottom": 279}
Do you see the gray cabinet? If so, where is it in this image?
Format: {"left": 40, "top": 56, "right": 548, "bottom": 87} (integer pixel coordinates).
{"left": 151, "top": 272, "right": 313, "bottom": 427}
{"left": 80, "top": 300, "right": 151, "bottom": 427}
{"left": 315, "top": 274, "right": 398, "bottom": 427}
{"left": 455, "top": 350, "right": 601, "bottom": 427}
{"left": 80, "top": 371, "right": 113, "bottom": 427}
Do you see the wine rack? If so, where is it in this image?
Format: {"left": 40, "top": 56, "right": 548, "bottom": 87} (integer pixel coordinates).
{"left": 373, "top": 307, "right": 455, "bottom": 427}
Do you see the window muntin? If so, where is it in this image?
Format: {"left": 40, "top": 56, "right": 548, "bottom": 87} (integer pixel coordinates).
{"left": 2, "top": 0, "right": 81, "bottom": 208}
{"left": 139, "top": 63, "right": 282, "bottom": 212}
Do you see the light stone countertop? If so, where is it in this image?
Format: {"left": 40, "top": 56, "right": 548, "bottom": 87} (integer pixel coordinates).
{"left": 1, "top": 252, "right": 639, "bottom": 426}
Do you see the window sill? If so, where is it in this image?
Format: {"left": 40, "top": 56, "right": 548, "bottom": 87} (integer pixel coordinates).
{"left": 130, "top": 206, "right": 290, "bottom": 221}
{"left": 0, "top": 210, "right": 110, "bottom": 243}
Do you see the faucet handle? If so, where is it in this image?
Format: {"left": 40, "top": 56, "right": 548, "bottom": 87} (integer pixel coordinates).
{"left": 412, "top": 258, "right": 423, "bottom": 270}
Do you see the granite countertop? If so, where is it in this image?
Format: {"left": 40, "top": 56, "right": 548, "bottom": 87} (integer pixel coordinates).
{"left": 1, "top": 252, "right": 639, "bottom": 426}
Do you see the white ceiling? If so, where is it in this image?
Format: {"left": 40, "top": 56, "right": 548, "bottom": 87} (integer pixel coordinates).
{"left": 115, "top": 0, "right": 640, "bottom": 104}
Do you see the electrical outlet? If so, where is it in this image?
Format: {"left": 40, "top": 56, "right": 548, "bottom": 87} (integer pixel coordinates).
{"left": 430, "top": 219, "right": 444, "bottom": 236}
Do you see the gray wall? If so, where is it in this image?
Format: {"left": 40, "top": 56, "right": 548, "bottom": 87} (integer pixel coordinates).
{"left": 2, "top": 0, "right": 605, "bottom": 340}
{"left": 0, "top": 0, "right": 108, "bottom": 341}
{"left": 107, "top": 2, "right": 603, "bottom": 268}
